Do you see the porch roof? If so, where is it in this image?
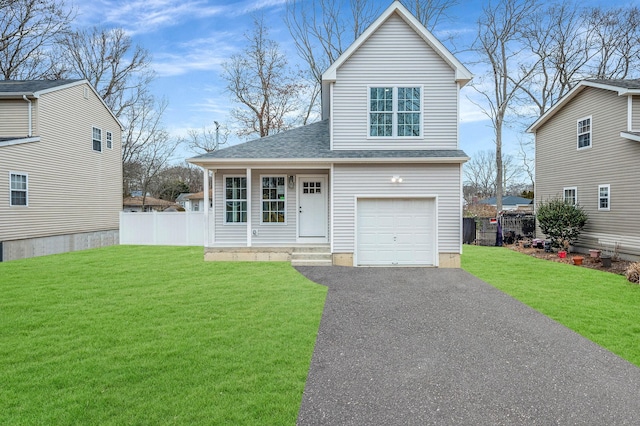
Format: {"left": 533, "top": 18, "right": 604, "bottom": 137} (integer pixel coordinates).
{"left": 187, "top": 120, "right": 469, "bottom": 166}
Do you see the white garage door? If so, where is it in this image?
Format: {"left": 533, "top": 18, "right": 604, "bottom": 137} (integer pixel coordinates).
{"left": 357, "top": 198, "right": 436, "bottom": 266}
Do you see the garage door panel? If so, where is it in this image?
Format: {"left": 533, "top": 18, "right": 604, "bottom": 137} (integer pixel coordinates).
{"left": 357, "top": 198, "right": 435, "bottom": 266}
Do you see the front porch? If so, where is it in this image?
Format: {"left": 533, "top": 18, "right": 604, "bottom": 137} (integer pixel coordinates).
{"left": 204, "top": 244, "right": 333, "bottom": 266}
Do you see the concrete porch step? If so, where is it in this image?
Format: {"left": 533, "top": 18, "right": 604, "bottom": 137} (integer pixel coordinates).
{"left": 291, "top": 250, "right": 332, "bottom": 266}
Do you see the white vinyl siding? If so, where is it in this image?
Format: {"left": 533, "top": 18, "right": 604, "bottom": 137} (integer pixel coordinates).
{"left": 563, "top": 187, "right": 577, "bottom": 205}
{"left": 332, "top": 12, "right": 458, "bottom": 150}
{"left": 0, "top": 99, "right": 35, "bottom": 136}
{"left": 333, "top": 163, "right": 462, "bottom": 254}
{"left": 9, "top": 172, "right": 28, "bottom": 206}
{"left": 598, "top": 184, "right": 610, "bottom": 211}
{"left": 577, "top": 116, "right": 591, "bottom": 149}
{"left": 0, "top": 82, "right": 122, "bottom": 243}
{"left": 536, "top": 86, "right": 640, "bottom": 257}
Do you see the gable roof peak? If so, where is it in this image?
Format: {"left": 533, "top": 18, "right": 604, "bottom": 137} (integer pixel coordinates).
{"left": 321, "top": 0, "right": 472, "bottom": 87}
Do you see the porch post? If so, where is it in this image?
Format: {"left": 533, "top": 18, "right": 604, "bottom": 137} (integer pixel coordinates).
{"left": 203, "top": 167, "right": 210, "bottom": 247}
{"left": 246, "top": 168, "right": 252, "bottom": 247}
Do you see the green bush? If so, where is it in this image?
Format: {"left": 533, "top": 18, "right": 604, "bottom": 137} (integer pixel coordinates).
{"left": 537, "top": 197, "right": 588, "bottom": 250}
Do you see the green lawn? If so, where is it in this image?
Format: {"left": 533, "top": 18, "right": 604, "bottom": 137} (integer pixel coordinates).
{"left": 0, "top": 246, "right": 327, "bottom": 425}
{"left": 462, "top": 245, "right": 640, "bottom": 367}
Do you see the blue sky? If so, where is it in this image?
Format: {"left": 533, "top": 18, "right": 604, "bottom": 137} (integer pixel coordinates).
{"left": 71, "top": 0, "right": 605, "bottom": 164}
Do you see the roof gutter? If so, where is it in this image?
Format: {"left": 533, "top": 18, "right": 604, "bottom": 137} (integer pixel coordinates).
{"left": 22, "top": 95, "right": 32, "bottom": 137}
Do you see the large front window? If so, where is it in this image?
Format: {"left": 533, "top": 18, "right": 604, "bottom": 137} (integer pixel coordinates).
{"left": 369, "top": 86, "right": 421, "bottom": 137}
{"left": 225, "top": 177, "right": 247, "bottom": 223}
{"left": 10, "top": 172, "right": 27, "bottom": 206}
{"left": 261, "top": 176, "right": 286, "bottom": 223}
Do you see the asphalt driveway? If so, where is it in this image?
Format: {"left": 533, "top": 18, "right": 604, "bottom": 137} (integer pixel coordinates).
{"left": 295, "top": 267, "right": 640, "bottom": 425}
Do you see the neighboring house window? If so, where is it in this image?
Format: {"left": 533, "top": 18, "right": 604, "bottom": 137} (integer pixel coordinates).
{"left": 9, "top": 172, "right": 28, "bottom": 206}
{"left": 598, "top": 184, "right": 610, "bottom": 211}
{"left": 92, "top": 127, "right": 102, "bottom": 152}
{"left": 369, "top": 86, "right": 421, "bottom": 137}
{"left": 261, "top": 176, "right": 286, "bottom": 223}
{"left": 106, "top": 131, "right": 113, "bottom": 149}
{"left": 577, "top": 116, "right": 591, "bottom": 149}
{"left": 192, "top": 201, "right": 199, "bottom": 212}
{"left": 563, "top": 187, "right": 577, "bottom": 205}
{"left": 225, "top": 176, "right": 247, "bottom": 223}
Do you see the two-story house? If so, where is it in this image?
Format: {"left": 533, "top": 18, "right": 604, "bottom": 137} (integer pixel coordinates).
{"left": 0, "top": 80, "right": 123, "bottom": 261}
{"left": 528, "top": 79, "right": 640, "bottom": 260}
{"left": 188, "top": 1, "right": 472, "bottom": 267}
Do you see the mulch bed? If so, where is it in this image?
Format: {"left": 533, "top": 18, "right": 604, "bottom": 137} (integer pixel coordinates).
{"left": 507, "top": 242, "right": 632, "bottom": 275}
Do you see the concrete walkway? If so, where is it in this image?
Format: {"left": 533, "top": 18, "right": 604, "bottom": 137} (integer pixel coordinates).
{"left": 296, "top": 267, "right": 640, "bottom": 425}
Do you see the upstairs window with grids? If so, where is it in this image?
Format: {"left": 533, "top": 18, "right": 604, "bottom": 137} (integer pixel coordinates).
{"left": 369, "top": 87, "right": 421, "bottom": 137}
{"left": 10, "top": 172, "right": 27, "bottom": 206}
{"left": 577, "top": 117, "right": 591, "bottom": 149}
{"left": 92, "top": 127, "right": 102, "bottom": 152}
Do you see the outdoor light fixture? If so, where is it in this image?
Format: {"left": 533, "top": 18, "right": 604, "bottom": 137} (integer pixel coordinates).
{"left": 288, "top": 175, "right": 295, "bottom": 189}
{"left": 391, "top": 176, "right": 403, "bottom": 183}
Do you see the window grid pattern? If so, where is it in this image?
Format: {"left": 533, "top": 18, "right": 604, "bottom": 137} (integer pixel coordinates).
{"left": 92, "top": 127, "right": 102, "bottom": 152}
{"left": 599, "top": 185, "right": 610, "bottom": 210}
{"left": 225, "top": 177, "right": 247, "bottom": 223}
{"left": 106, "top": 131, "right": 113, "bottom": 149}
{"left": 10, "top": 173, "right": 27, "bottom": 206}
{"left": 302, "top": 181, "right": 321, "bottom": 194}
{"left": 369, "top": 87, "right": 393, "bottom": 136}
{"left": 563, "top": 188, "right": 577, "bottom": 205}
{"left": 577, "top": 118, "right": 591, "bottom": 148}
{"left": 262, "top": 177, "right": 286, "bottom": 223}
{"left": 397, "top": 87, "right": 421, "bottom": 136}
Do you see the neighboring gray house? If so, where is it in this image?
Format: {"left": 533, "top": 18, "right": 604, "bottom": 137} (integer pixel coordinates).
{"left": 528, "top": 79, "right": 640, "bottom": 260}
{"left": 188, "top": 1, "right": 472, "bottom": 267}
{"left": 478, "top": 196, "right": 533, "bottom": 211}
{"left": 0, "top": 80, "right": 123, "bottom": 261}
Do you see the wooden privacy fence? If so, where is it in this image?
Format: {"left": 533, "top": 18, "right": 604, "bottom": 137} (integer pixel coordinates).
{"left": 119, "top": 211, "right": 204, "bottom": 245}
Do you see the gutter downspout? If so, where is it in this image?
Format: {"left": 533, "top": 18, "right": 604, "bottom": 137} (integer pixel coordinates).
{"left": 22, "top": 95, "right": 32, "bottom": 137}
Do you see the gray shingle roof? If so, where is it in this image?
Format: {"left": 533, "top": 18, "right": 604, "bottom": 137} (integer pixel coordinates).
{"left": 190, "top": 120, "right": 468, "bottom": 161}
{"left": 586, "top": 79, "right": 640, "bottom": 89}
{"left": 0, "top": 79, "right": 82, "bottom": 95}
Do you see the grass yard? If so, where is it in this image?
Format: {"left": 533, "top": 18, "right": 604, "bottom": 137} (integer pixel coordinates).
{"left": 462, "top": 245, "right": 640, "bottom": 367}
{"left": 0, "top": 246, "right": 327, "bottom": 425}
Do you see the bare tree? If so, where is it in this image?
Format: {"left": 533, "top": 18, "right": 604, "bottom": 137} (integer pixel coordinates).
{"left": 519, "top": 1, "right": 594, "bottom": 116}
{"left": 0, "top": 0, "right": 74, "bottom": 79}
{"left": 587, "top": 7, "right": 640, "bottom": 80}
{"left": 186, "top": 121, "right": 230, "bottom": 154}
{"left": 400, "top": 0, "right": 459, "bottom": 31}
{"left": 284, "top": 0, "right": 380, "bottom": 122}
{"left": 222, "top": 16, "right": 305, "bottom": 138}
{"left": 471, "top": 0, "right": 538, "bottom": 212}
{"left": 464, "top": 149, "right": 524, "bottom": 204}
{"left": 58, "top": 26, "right": 153, "bottom": 118}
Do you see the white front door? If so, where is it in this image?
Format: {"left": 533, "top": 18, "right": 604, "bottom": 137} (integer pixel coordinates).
{"left": 298, "top": 176, "right": 327, "bottom": 238}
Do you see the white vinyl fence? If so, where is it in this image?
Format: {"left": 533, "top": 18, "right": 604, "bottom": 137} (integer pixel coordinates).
{"left": 120, "top": 211, "right": 204, "bottom": 245}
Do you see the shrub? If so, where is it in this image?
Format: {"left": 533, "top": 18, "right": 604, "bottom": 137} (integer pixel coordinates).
{"left": 536, "top": 197, "right": 588, "bottom": 251}
{"left": 626, "top": 262, "right": 640, "bottom": 284}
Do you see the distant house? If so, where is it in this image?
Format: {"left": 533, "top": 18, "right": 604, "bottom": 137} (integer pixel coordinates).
{"left": 188, "top": 1, "right": 472, "bottom": 267}
{"left": 123, "top": 196, "right": 179, "bottom": 212}
{"left": 0, "top": 80, "right": 122, "bottom": 261}
{"left": 478, "top": 196, "right": 533, "bottom": 211}
{"left": 528, "top": 79, "right": 640, "bottom": 260}
{"left": 175, "top": 193, "right": 193, "bottom": 210}
{"left": 184, "top": 191, "right": 212, "bottom": 212}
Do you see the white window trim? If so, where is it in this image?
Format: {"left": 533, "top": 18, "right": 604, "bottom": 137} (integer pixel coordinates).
{"left": 367, "top": 85, "right": 423, "bottom": 139}
{"left": 92, "top": 126, "right": 102, "bottom": 152}
{"left": 563, "top": 186, "right": 577, "bottom": 205}
{"left": 223, "top": 175, "right": 247, "bottom": 225}
{"left": 106, "top": 131, "right": 113, "bottom": 149}
{"left": 577, "top": 115, "right": 592, "bottom": 150}
{"left": 9, "top": 171, "right": 28, "bottom": 207}
{"left": 598, "top": 184, "right": 610, "bottom": 211}
{"left": 260, "top": 175, "right": 287, "bottom": 225}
